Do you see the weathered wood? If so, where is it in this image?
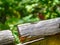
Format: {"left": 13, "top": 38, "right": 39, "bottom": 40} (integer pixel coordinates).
{"left": 0, "top": 30, "right": 15, "bottom": 45}
{"left": 18, "top": 18, "right": 60, "bottom": 44}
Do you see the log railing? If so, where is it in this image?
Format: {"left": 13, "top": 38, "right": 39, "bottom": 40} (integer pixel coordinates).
{"left": 0, "top": 30, "right": 15, "bottom": 45}
{"left": 0, "top": 18, "right": 60, "bottom": 45}
{"left": 17, "top": 18, "right": 60, "bottom": 45}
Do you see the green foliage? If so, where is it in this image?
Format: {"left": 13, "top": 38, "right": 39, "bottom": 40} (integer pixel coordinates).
{"left": 0, "top": 0, "right": 60, "bottom": 44}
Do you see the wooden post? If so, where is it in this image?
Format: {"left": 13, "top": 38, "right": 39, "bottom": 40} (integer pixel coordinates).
{"left": 0, "top": 30, "right": 15, "bottom": 45}
{"left": 17, "top": 18, "right": 60, "bottom": 44}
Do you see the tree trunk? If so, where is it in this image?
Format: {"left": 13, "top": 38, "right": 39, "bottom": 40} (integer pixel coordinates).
{"left": 0, "top": 30, "right": 15, "bottom": 45}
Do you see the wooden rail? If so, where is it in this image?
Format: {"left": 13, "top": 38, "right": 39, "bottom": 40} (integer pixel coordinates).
{"left": 0, "top": 30, "right": 15, "bottom": 45}
{"left": 0, "top": 18, "right": 60, "bottom": 45}
{"left": 17, "top": 18, "right": 60, "bottom": 45}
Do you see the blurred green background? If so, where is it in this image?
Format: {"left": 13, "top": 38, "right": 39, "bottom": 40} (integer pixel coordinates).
{"left": 0, "top": 0, "right": 60, "bottom": 44}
